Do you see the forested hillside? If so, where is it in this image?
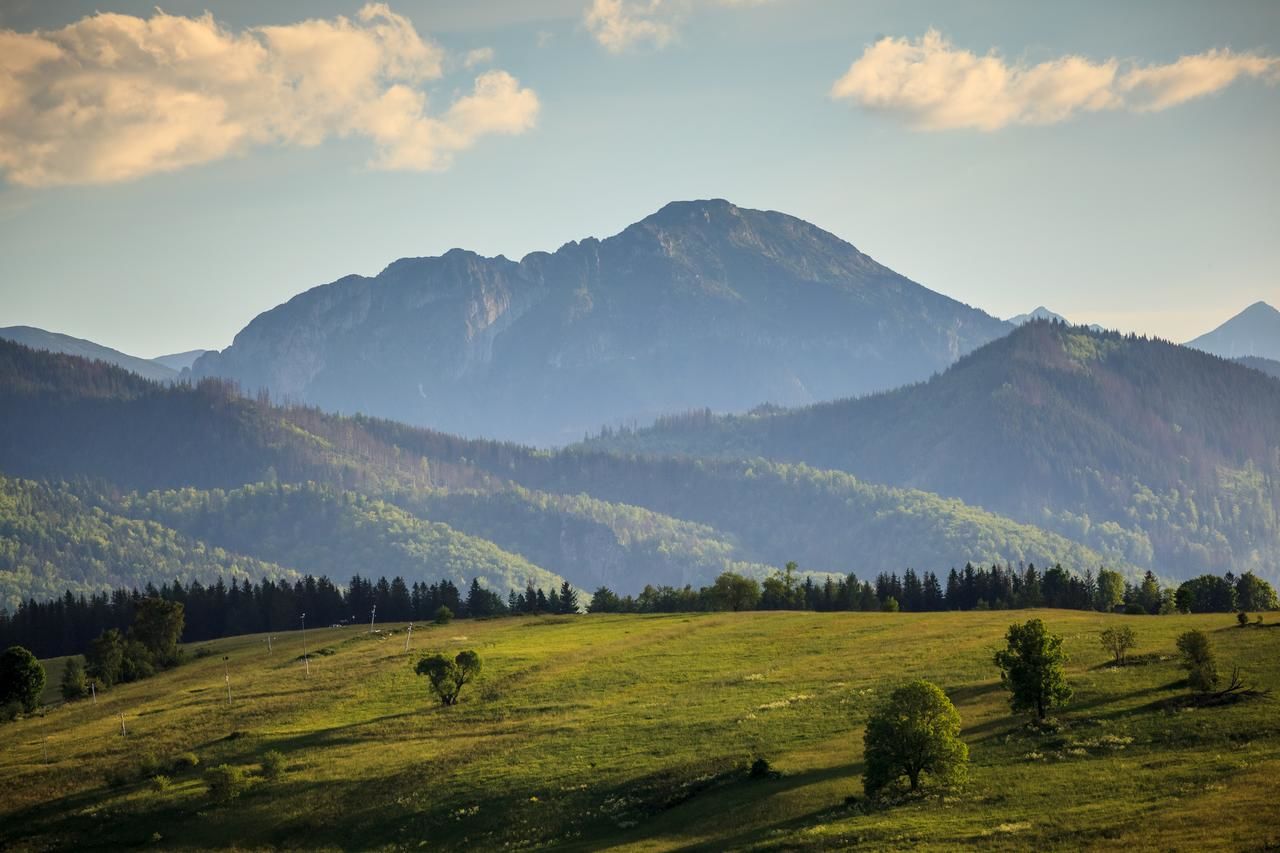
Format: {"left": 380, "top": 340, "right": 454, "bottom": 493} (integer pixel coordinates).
{"left": 587, "top": 322, "right": 1280, "bottom": 580}
{"left": 0, "top": 338, "right": 1132, "bottom": 606}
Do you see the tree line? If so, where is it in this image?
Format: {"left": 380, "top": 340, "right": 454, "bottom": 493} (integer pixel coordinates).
{"left": 2, "top": 562, "right": 1274, "bottom": 660}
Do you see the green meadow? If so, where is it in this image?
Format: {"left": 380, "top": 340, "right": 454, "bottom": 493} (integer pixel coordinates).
{"left": 2, "top": 610, "right": 1278, "bottom": 851}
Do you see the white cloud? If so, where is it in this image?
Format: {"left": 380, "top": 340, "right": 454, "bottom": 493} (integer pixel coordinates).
{"left": 583, "top": 0, "right": 779, "bottom": 53}
{"left": 585, "top": 0, "right": 676, "bottom": 53}
{"left": 463, "top": 46, "right": 494, "bottom": 68}
{"left": 831, "top": 30, "right": 1279, "bottom": 131}
{"left": 0, "top": 4, "right": 539, "bottom": 187}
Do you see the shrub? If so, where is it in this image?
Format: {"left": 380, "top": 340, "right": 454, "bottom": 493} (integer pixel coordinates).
{"left": 205, "top": 764, "right": 252, "bottom": 803}
{"left": 1123, "top": 603, "right": 1147, "bottom": 615}
{"left": 149, "top": 774, "right": 172, "bottom": 792}
{"left": 863, "top": 680, "right": 968, "bottom": 795}
{"left": 1099, "top": 626, "right": 1137, "bottom": 665}
{"left": 880, "top": 596, "right": 900, "bottom": 613}
{"left": 749, "top": 758, "right": 777, "bottom": 779}
{"left": 172, "top": 752, "right": 200, "bottom": 771}
{"left": 260, "top": 750, "right": 286, "bottom": 780}
{"left": 1237, "top": 612, "right": 1250, "bottom": 627}
{"left": 1176, "top": 630, "right": 1219, "bottom": 693}
{"left": 434, "top": 606, "right": 454, "bottom": 625}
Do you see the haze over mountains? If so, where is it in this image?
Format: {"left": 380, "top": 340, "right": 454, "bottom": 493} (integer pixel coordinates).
{"left": 1186, "top": 301, "right": 1280, "bottom": 361}
{"left": 0, "top": 326, "right": 180, "bottom": 383}
{"left": 588, "top": 321, "right": 1280, "bottom": 580}
{"left": 190, "top": 200, "right": 1011, "bottom": 445}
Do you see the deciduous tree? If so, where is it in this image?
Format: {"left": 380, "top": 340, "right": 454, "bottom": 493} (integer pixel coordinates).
{"left": 863, "top": 680, "right": 968, "bottom": 795}
{"left": 993, "top": 619, "right": 1072, "bottom": 719}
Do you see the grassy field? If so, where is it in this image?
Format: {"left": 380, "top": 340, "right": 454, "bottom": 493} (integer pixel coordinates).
{"left": 2, "top": 610, "right": 1278, "bottom": 851}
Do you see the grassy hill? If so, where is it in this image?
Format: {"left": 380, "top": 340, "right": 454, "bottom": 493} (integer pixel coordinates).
{"left": 2, "top": 610, "right": 1277, "bottom": 850}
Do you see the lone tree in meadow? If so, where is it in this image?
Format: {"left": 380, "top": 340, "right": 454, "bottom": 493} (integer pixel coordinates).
{"left": 60, "top": 657, "right": 88, "bottom": 701}
{"left": 862, "top": 680, "right": 968, "bottom": 796}
{"left": 710, "top": 572, "right": 762, "bottom": 612}
{"left": 993, "top": 619, "right": 1072, "bottom": 719}
{"left": 0, "top": 645, "right": 47, "bottom": 715}
{"left": 1175, "top": 629, "right": 1219, "bottom": 693}
{"left": 1099, "top": 625, "right": 1137, "bottom": 666}
{"left": 416, "top": 650, "right": 482, "bottom": 705}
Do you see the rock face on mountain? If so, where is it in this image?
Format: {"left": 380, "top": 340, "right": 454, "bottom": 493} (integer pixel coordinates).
{"left": 1186, "top": 301, "right": 1280, "bottom": 360}
{"left": 192, "top": 200, "right": 1010, "bottom": 445}
{"left": 0, "top": 325, "right": 178, "bottom": 383}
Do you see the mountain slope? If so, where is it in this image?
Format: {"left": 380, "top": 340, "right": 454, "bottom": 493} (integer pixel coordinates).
{"left": 586, "top": 322, "right": 1280, "bottom": 580}
{"left": 0, "top": 326, "right": 178, "bottom": 383}
{"left": 192, "top": 200, "right": 1010, "bottom": 445}
{"left": 0, "top": 338, "right": 1128, "bottom": 601}
{"left": 152, "top": 349, "right": 211, "bottom": 371}
{"left": 1236, "top": 355, "right": 1280, "bottom": 380}
{"left": 1186, "top": 301, "right": 1280, "bottom": 360}
{"left": 1008, "top": 306, "right": 1068, "bottom": 325}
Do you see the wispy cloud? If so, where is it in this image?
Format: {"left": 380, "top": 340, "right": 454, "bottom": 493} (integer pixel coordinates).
{"left": 583, "top": 0, "right": 780, "bottom": 53}
{"left": 831, "top": 30, "right": 1279, "bottom": 130}
{"left": 463, "top": 46, "right": 495, "bottom": 68}
{"left": 0, "top": 3, "right": 539, "bottom": 187}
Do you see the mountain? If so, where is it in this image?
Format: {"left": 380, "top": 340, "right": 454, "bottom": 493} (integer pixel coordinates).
{"left": 0, "top": 338, "right": 1128, "bottom": 607}
{"left": 586, "top": 321, "right": 1280, "bottom": 581}
{"left": 1007, "top": 306, "right": 1068, "bottom": 325}
{"left": 0, "top": 325, "right": 178, "bottom": 383}
{"left": 1235, "top": 355, "right": 1280, "bottom": 380}
{"left": 151, "top": 348, "right": 211, "bottom": 371}
{"left": 191, "top": 200, "right": 1011, "bottom": 445}
{"left": 1186, "top": 301, "right": 1280, "bottom": 360}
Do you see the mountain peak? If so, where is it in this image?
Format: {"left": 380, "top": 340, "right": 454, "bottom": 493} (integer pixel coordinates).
{"left": 1186, "top": 300, "right": 1280, "bottom": 360}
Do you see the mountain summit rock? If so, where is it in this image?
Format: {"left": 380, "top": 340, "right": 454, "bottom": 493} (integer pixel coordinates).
{"left": 193, "top": 200, "right": 1009, "bottom": 444}
{"left": 1186, "top": 301, "right": 1280, "bottom": 360}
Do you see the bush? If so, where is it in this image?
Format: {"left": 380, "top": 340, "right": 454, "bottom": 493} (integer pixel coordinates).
{"left": 434, "top": 606, "right": 454, "bottom": 625}
{"left": 260, "top": 750, "right": 286, "bottom": 780}
{"left": 1123, "top": 603, "right": 1147, "bottom": 615}
{"left": 880, "top": 596, "right": 900, "bottom": 613}
{"left": 205, "top": 764, "right": 252, "bottom": 803}
{"left": 149, "top": 774, "right": 172, "bottom": 792}
{"left": 1099, "top": 626, "right": 1137, "bottom": 665}
{"left": 748, "top": 758, "right": 777, "bottom": 779}
{"left": 1237, "top": 612, "right": 1250, "bottom": 627}
{"left": 1176, "top": 630, "right": 1219, "bottom": 693}
{"left": 172, "top": 752, "right": 200, "bottom": 771}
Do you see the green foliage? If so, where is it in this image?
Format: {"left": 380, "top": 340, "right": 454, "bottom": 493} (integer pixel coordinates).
{"left": 149, "top": 775, "right": 172, "bottom": 793}
{"left": 205, "top": 764, "right": 252, "bottom": 803}
{"left": 0, "top": 645, "right": 45, "bottom": 714}
{"left": 59, "top": 657, "right": 87, "bottom": 702}
{"left": 260, "top": 750, "right": 286, "bottom": 781}
{"left": 709, "top": 572, "right": 761, "bottom": 612}
{"left": 863, "top": 680, "right": 968, "bottom": 795}
{"left": 1236, "top": 572, "right": 1279, "bottom": 611}
{"left": 880, "top": 596, "right": 900, "bottom": 613}
{"left": 415, "top": 650, "right": 482, "bottom": 706}
{"left": 433, "top": 606, "right": 453, "bottom": 625}
{"left": 1099, "top": 626, "right": 1137, "bottom": 666}
{"left": 172, "top": 752, "right": 200, "bottom": 771}
{"left": 587, "top": 586, "right": 622, "bottom": 613}
{"left": 993, "top": 619, "right": 1072, "bottom": 719}
{"left": 1096, "top": 568, "right": 1125, "bottom": 611}
{"left": 1176, "top": 630, "right": 1219, "bottom": 693}
{"left": 85, "top": 629, "right": 124, "bottom": 687}
{"left": 131, "top": 598, "right": 185, "bottom": 667}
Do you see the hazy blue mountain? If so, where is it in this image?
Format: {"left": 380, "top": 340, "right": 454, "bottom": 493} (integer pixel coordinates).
{"left": 1007, "top": 306, "right": 1068, "bottom": 325}
{"left": 0, "top": 325, "right": 178, "bottom": 382}
{"left": 1186, "top": 301, "right": 1280, "bottom": 360}
{"left": 586, "top": 321, "right": 1280, "bottom": 581}
{"left": 192, "top": 200, "right": 1011, "bottom": 445}
{"left": 1235, "top": 355, "right": 1280, "bottom": 380}
{"left": 152, "top": 349, "right": 211, "bottom": 371}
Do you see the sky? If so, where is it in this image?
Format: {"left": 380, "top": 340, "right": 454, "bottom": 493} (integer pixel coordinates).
{"left": 0, "top": 0, "right": 1277, "bottom": 357}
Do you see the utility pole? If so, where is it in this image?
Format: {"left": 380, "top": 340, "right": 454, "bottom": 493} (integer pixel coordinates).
{"left": 300, "top": 613, "right": 310, "bottom": 677}
{"left": 404, "top": 623, "right": 413, "bottom": 652}
{"left": 89, "top": 681, "right": 97, "bottom": 704}
{"left": 119, "top": 712, "right": 126, "bottom": 737}
{"left": 369, "top": 604, "right": 377, "bottom": 634}
{"left": 223, "top": 656, "right": 232, "bottom": 706}
{"left": 266, "top": 634, "right": 273, "bottom": 655}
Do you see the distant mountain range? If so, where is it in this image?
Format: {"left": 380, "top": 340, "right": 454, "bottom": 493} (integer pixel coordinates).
{"left": 0, "top": 325, "right": 180, "bottom": 383}
{"left": 190, "top": 200, "right": 1011, "bottom": 445}
{"left": 0, "top": 338, "right": 1127, "bottom": 609}
{"left": 1007, "top": 306, "right": 1069, "bottom": 325}
{"left": 587, "top": 320, "right": 1280, "bottom": 580}
{"left": 1186, "top": 301, "right": 1280, "bottom": 360}
{"left": 152, "top": 349, "right": 211, "bottom": 371}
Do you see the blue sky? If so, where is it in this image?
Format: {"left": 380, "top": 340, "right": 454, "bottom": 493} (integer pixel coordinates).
{"left": 0, "top": 0, "right": 1277, "bottom": 356}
